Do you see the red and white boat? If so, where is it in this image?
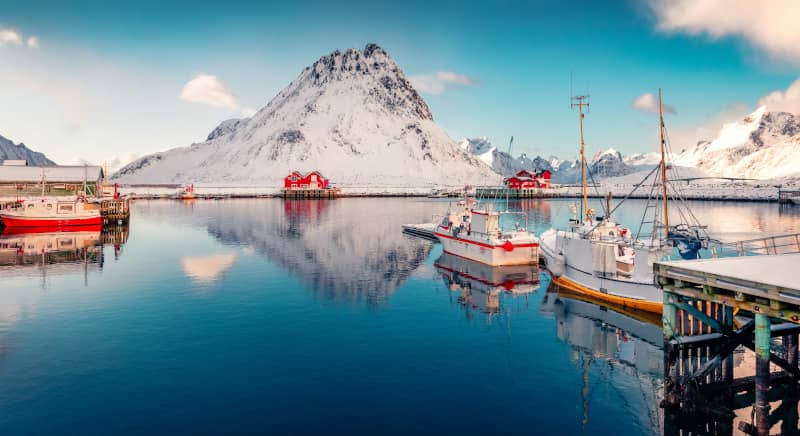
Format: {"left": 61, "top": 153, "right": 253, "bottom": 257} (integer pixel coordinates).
{"left": 0, "top": 196, "right": 102, "bottom": 229}
{"left": 434, "top": 199, "right": 539, "bottom": 266}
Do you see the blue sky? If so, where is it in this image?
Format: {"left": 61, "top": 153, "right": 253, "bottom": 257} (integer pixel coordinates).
{"left": 1, "top": 0, "right": 798, "bottom": 165}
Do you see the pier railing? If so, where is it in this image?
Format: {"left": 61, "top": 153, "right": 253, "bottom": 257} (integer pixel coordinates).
{"left": 713, "top": 232, "right": 800, "bottom": 257}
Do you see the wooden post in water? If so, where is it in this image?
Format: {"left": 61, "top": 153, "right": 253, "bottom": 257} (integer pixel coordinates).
{"left": 755, "top": 313, "right": 771, "bottom": 435}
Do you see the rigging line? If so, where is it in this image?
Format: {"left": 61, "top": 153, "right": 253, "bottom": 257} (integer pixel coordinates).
{"left": 585, "top": 162, "right": 608, "bottom": 218}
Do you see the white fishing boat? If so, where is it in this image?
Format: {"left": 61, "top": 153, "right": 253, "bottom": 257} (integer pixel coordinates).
{"left": 434, "top": 197, "right": 538, "bottom": 266}
{"left": 540, "top": 90, "right": 709, "bottom": 314}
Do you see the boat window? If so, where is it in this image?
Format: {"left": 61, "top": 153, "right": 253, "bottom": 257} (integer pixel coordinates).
{"left": 58, "top": 204, "right": 74, "bottom": 213}
{"left": 47, "top": 204, "right": 53, "bottom": 209}
{"left": 28, "top": 204, "right": 34, "bottom": 208}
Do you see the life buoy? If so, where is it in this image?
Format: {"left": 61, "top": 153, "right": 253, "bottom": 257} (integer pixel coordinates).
{"left": 503, "top": 240, "right": 514, "bottom": 252}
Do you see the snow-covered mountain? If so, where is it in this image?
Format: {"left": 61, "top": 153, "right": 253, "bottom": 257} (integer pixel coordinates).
{"left": 114, "top": 44, "right": 500, "bottom": 187}
{"left": 673, "top": 106, "right": 800, "bottom": 179}
{"left": 0, "top": 134, "right": 56, "bottom": 166}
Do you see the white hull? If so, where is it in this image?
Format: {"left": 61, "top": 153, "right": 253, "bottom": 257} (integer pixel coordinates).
{"left": 540, "top": 229, "right": 662, "bottom": 312}
{"left": 435, "top": 231, "right": 538, "bottom": 266}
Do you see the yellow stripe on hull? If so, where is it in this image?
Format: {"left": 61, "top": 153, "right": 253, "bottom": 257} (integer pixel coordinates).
{"left": 552, "top": 275, "right": 662, "bottom": 314}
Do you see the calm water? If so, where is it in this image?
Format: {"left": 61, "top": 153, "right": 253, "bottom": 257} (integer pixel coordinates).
{"left": 1, "top": 198, "right": 798, "bottom": 435}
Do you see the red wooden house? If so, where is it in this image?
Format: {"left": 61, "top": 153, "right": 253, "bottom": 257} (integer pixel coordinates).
{"left": 283, "top": 170, "right": 331, "bottom": 190}
{"left": 503, "top": 169, "right": 551, "bottom": 190}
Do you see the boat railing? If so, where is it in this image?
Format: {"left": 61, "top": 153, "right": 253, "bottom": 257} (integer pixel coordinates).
{"left": 713, "top": 232, "right": 800, "bottom": 257}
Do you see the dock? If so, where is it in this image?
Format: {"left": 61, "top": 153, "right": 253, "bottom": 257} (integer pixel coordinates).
{"left": 656, "top": 252, "right": 800, "bottom": 435}
{"left": 476, "top": 187, "right": 560, "bottom": 199}
{"left": 281, "top": 188, "right": 340, "bottom": 199}
{"left": 779, "top": 188, "right": 800, "bottom": 204}
{"left": 401, "top": 223, "right": 438, "bottom": 241}
{"left": 99, "top": 198, "right": 131, "bottom": 224}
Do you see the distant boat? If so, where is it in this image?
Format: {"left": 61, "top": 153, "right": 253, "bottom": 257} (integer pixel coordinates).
{"left": 179, "top": 184, "right": 195, "bottom": 200}
{"left": 434, "top": 197, "right": 539, "bottom": 266}
{"left": 428, "top": 188, "right": 449, "bottom": 198}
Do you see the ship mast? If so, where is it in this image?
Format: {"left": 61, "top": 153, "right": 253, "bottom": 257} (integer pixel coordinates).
{"left": 658, "top": 89, "right": 669, "bottom": 239}
{"left": 571, "top": 95, "right": 590, "bottom": 221}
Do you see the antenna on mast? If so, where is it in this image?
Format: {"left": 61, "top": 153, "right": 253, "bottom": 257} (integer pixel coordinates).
{"left": 571, "top": 94, "right": 590, "bottom": 222}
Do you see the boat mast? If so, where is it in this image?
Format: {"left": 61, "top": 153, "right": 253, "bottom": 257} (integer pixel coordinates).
{"left": 658, "top": 89, "right": 669, "bottom": 239}
{"left": 571, "top": 95, "right": 590, "bottom": 221}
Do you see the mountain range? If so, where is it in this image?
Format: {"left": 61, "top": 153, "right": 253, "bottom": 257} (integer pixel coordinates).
{"left": 0, "top": 134, "right": 56, "bottom": 166}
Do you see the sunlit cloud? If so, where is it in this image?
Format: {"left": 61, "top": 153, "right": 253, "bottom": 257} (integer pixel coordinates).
{"left": 632, "top": 92, "right": 676, "bottom": 114}
{"left": 26, "top": 36, "right": 39, "bottom": 48}
{"left": 757, "top": 78, "right": 800, "bottom": 115}
{"left": 647, "top": 0, "right": 800, "bottom": 65}
{"left": 409, "top": 71, "right": 478, "bottom": 95}
{"left": 180, "top": 74, "right": 255, "bottom": 117}
{"left": 180, "top": 74, "right": 239, "bottom": 109}
{"left": 0, "top": 27, "right": 23, "bottom": 47}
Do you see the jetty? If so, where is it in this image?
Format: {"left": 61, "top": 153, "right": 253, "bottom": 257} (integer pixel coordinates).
{"left": 656, "top": 243, "right": 800, "bottom": 435}
{"left": 476, "top": 186, "right": 561, "bottom": 199}
{"left": 779, "top": 188, "right": 800, "bottom": 205}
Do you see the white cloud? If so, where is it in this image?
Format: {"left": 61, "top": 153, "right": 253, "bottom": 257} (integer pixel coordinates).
{"left": 409, "top": 71, "right": 478, "bottom": 95}
{"left": 26, "top": 36, "right": 39, "bottom": 48}
{"left": 757, "top": 78, "right": 800, "bottom": 114}
{"left": 0, "top": 27, "right": 23, "bottom": 47}
{"left": 180, "top": 74, "right": 240, "bottom": 109}
{"left": 647, "top": 0, "right": 800, "bottom": 64}
{"left": 632, "top": 92, "right": 676, "bottom": 115}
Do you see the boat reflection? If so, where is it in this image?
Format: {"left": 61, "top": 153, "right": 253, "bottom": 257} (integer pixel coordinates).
{"left": 434, "top": 251, "right": 539, "bottom": 321}
{"left": 541, "top": 282, "right": 664, "bottom": 434}
{"left": 0, "top": 224, "right": 129, "bottom": 273}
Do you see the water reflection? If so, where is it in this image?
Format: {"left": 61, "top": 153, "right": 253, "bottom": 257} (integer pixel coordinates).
{"left": 541, "top": 283, "right": 665, "bottom": 434}
{"left": 181, "top": 253, "right": 237, "bottom": 283}
{"left": 433, "top": 251, "right": 539, "bottom": 321}
{"left": 197, "top": 199, "right": 440, "bottom": 304}
{"left": 0, "top": 225, "right": 129, "bottom": 274}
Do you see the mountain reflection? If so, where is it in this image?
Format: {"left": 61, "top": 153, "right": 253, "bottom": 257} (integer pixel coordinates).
{"left": 541, "top": 284, "right": 664, "bottom": 434}
{"left": 434, "top": 252, "right": 539, "bottom": 321}
{"left": 198, "top": 198, "right": 441, "bottom": 304}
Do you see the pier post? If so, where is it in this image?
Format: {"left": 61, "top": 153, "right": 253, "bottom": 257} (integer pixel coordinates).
{"left": 755, "top": 313, "right": 771, "bottom": 435}
{"left": 722, "top": 305, "right": 734, "bottom": 383}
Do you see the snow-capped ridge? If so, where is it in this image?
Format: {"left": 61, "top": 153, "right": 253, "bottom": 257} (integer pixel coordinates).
{"left": 114, "top": 44, "right": 499, "bottom": 186}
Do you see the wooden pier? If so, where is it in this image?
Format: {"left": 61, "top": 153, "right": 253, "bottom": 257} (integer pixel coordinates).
{"left": 281, "top": 188, "right": 339, "bottom": 199}
{"left": 476, "top": 187, "right": 559, "bottom": 199}
{"left": 779, "top": 188, "right": 800, "bottom": 204}
{"left": 100, "top": 198, "right": 131, "bottom": 224}
{"left": 656, "top": 253, "right": 800, "bottom": 435}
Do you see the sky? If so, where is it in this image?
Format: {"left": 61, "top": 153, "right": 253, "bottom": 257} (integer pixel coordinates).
{"left": 1, "top": 0, "right": 799, "bottom": 167}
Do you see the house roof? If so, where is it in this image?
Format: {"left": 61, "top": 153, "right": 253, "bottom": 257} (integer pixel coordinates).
{"left": 0, "top": 165, "right": 104, "bottom": 183}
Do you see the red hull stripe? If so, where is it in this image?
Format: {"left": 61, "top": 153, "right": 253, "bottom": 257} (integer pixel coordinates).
{"left": 0, "top": 215, "right": 103, "bottom": 228}
{"left": 434, "top": 231, "right": 538, "bottom": 250}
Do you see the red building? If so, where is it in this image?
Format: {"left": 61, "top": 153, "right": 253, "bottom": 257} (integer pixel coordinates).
{"left": 503, "top": 169, "right": 551, "bottom": 190}
{"left": 283, "top": 170, "right": 330, "bottom": 190}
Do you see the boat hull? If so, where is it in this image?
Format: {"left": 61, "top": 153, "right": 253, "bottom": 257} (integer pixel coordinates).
{"left": 0, "top": 214, "right": 103, "bottom": 229}
{"left": 435, "top": 231, "right": 538, "bottom": 266}
{"left": 540, "top": 230, "right": 662, "bottom": 314}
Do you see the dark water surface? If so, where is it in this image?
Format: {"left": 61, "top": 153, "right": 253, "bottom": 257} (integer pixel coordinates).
{"left": 1, "top": 198, "right": 798, "bottom": 435}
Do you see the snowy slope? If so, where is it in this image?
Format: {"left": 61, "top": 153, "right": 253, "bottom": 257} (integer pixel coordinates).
{"left": 0, "top": 134, "right": 56, "bottom": 165}
{"left": 115, "top": 44, "right": 500, "bottom": 187}
{"left": 673, "top": 107, "right": 800, "bottom": 179}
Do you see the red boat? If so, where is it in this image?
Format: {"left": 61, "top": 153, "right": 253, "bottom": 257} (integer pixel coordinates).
{"left": 0, "top": 197, "right": 102, "bottom": 229}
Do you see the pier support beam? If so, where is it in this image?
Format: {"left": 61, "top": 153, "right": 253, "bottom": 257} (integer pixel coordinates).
{"left": 755, "top": 313, "right": 771, "bottom": 435}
